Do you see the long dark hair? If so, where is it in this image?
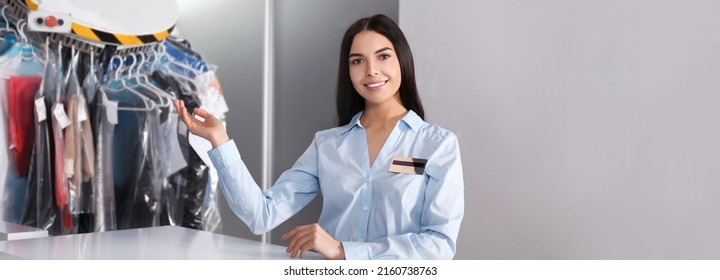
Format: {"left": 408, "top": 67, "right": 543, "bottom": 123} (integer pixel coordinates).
{"left": 336, "top": 14, "right": 424, "bottom": 126}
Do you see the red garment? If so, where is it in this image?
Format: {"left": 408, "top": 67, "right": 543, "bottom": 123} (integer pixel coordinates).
{"left": 8, "top": 76, "right": 42, "bottom": 176}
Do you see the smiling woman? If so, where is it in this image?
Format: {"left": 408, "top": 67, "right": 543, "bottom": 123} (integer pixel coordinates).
{"left": 348, "top": 35, "right": 402, "bottom": 108}
{"left": 174, "top": 14, "right": 465, "bottom": 260}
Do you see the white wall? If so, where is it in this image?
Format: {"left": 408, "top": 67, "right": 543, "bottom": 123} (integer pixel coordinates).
{"left": 400, "top": 0, "right": 720, "bottom": 259}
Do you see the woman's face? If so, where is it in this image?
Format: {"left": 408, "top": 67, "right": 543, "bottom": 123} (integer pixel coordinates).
{"left": 348, "top": 30, "right": 402, "bottom": 107}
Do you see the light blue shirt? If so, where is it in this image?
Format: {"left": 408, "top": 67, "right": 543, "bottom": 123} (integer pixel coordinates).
{"left": 208, "top": 110, "right": 464, "bottom": 259}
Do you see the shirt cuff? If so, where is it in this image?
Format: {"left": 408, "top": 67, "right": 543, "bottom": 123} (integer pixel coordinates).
{"left": 342, "top": 241, "right": 370, "bottom": 260}
{"left": 207, "top": 139, "right": 241, "bottom": 168}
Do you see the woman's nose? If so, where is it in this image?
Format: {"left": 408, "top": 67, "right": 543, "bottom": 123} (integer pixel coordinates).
{"left": 365, "top": 62, "right": 378, "bottom": 77}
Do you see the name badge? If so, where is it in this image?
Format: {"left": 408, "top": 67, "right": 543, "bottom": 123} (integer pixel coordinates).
{"left": 389, "top": 156, "right": 427, "bottom": 175}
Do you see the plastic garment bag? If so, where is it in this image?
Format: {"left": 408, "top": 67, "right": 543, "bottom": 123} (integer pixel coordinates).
{"left": 7, "top": 41, "right": 43, "bottom": 176}
{"left": 47, "top": 43, "right": 75, "bottom": 233}
{"left": 21, "top": 80, "right": 60, "bottom": 232}
{"left": 51, "top": 89, "right": 73, "bottom": 232}
{"left": 157, "top": 112, "right": 187, "bottom": 227}
{"left": 21, "top": 100, "right": 58, "bottom": 233}
{"left": 202, "top": 168, "right": 221, "bottom": 232}
{"left": 63, "top": 52, "right": 95, "bottom": 233}
{"left": 21, "top": 59, "right": 59, "bottom": 234}
{"left": 129, "top": 105, "right": 163, "bottom": 228}
{"left": 161, "top": 40, "right": 209, "bottom": 78}
{"left": 140, "top": 62, "right": 188, "bottom": 227}
{"left": 101, "top": 77, "right": 163, "bottom": 229}
{"left": 0, "top": 40, "right": 20, "bottom": 222}
{"left": 84, "top": 53, "right": 119, "bottom": 232}
{"left": 7, "top": 75, "right": 41, "bottom": 176}
{"left": 150, "top": 70, "right": 210, "bottom": 229}
{"left": 153, "top": 56, "right": 224, "bottom": 232}
{"left": 1, "top": 39, "right": 42, "bottom": 223}
{"left": 91, "top": 92, "right": 117, "bottom": 232}
{"left": 105, "top": 95, "right": 145, "bottom": 229}
{"left": 167, "top": 134, "right": 210, "bottom": 229}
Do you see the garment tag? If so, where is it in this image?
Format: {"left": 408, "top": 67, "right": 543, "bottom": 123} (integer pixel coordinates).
{"left": 64, "top": 158, "right": 74, "bottom": 178}
{"left": 53, "top": 103, "right": 71, "bottom": 129}
{"left": 35, "top": 98, "right": 46, "bottom": 122}
{"left": 389, "top": 156, "right": 427, "bottom": 175}
{"left": 78, "top": 96, "right": 88, "bottom": 122}
{"left": 78, "top": 102, "right": 88, "bottom": 122}
{"left": 106, "top": 100, "right": 118, "bottom": 125}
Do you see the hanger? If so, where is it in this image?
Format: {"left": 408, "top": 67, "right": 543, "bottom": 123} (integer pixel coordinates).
{"left": 156, "top": 42, "right": 205, "bottom": 89}
{"left": 0, "top": 7, "right": 17, "bottom": 57}
{"left": 134, "top": 51, "right": 173, "bottom": 108}
{"left": 34, "top": 36, "right": 50, "bottom": 98}
{"left": 102, "top": 54, "right": 155, "bottom": 112}
{"left": 63, "top": 45, "right": 85, "bottom": 99}
{"left": 98, "top": 55, "right": 153, "bottom": 112}
{"left": 15, "top": 20, "right": 41, "bottom": 63}
{"left": 0, "top": 6, "right": 17, "bottom": 37}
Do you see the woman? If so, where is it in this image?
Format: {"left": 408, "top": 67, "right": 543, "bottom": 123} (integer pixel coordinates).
{"left": 174, "top": 14, "right": 464, "bottom": 260}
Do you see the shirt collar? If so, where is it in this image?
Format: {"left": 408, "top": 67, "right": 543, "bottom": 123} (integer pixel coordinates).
{"left": 338, "top": 111, "right": 364, "bottom": 135}
{"left": 338, "top": 110, "right": 424, "bottom": 135}
{"left": 400, "top": 110, "right": 424, "bottom": 132}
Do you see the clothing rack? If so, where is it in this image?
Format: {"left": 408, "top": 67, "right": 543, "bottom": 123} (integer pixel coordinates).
{"left": 0, "top": 0, "right": 227, "bottom": 236}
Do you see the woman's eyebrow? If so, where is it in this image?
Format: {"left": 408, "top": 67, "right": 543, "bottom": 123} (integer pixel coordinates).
{"left": 349, "top": 47, "right": 395, "bottom": 58}
{"left": 374, "top": 47, "right": 393, "bottom": 54}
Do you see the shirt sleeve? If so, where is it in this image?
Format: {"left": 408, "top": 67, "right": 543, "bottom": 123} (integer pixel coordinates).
{"left": 208, "top": 138, "right": 321, "bottom": 235}
{"left": 342, "top": 132, "right": 465, "bottom": 259}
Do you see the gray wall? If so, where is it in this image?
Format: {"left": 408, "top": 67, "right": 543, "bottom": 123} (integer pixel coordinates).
{"left": 400, "top": 0, "right": 720, "bottom": 259}
{"left": 177, "top": 0, "right": 398, "bottom": 243}
{"left": 270, "top": 0, "right": 398, "bottom": 246}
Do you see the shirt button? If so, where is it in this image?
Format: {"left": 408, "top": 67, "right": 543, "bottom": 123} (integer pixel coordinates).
{"left": 362, "top": 206, "right": 368, "bottom": 212}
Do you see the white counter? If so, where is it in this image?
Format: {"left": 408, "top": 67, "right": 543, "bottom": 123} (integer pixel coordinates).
{"left": 0, "top": 226, "right": 322, "bottom": 260}
{"left": 0, "top": 221, "right": 48, "bottom": 241}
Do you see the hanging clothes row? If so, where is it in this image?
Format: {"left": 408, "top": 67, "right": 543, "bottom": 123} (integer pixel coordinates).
{"left": 0, "top": 8, "right": 228, "bottom": 235}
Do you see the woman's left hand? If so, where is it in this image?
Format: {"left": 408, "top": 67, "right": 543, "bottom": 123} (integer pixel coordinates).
{"left": 282, "top": 223, "right": 346, "bottom": 260}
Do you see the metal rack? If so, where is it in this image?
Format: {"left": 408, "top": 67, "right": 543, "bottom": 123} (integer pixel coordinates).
{"left": 0, "top": 0, "right": 174, "bottom": 56}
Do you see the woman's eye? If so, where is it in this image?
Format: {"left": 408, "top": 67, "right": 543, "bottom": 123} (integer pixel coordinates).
{"left": 379, "top": 54, "right": 391, "bottom": 60}
{"left": 350, "top": 58, "right": 363, "bottom": 65}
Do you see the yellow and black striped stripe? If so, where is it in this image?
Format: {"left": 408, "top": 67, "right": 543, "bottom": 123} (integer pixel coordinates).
{"left": 70, "top": 22, "right": 174, "bottom": 45}
{"left": 24, "top": 0, "right": 173, "bottom": 46}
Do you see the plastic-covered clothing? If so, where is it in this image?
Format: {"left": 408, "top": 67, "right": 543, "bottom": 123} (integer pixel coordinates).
{"left": 21, "top": 95, "right": 60, "bottom": 235}
{"left": 7, "top": 76, "right": 41, "bottom": 176}
{"left": 151, "top": 70, "right": 209, "bottom": 230}
{"left": 102, "top": 80, "right": 163, "bottom": 229}
{"left": 91, "top": 94, "right": 117, "bottom": 232}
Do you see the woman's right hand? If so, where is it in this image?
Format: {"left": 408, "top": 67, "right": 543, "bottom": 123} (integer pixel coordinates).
{"left": 174, "top": 99, "right": 230, "bottom": 148}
